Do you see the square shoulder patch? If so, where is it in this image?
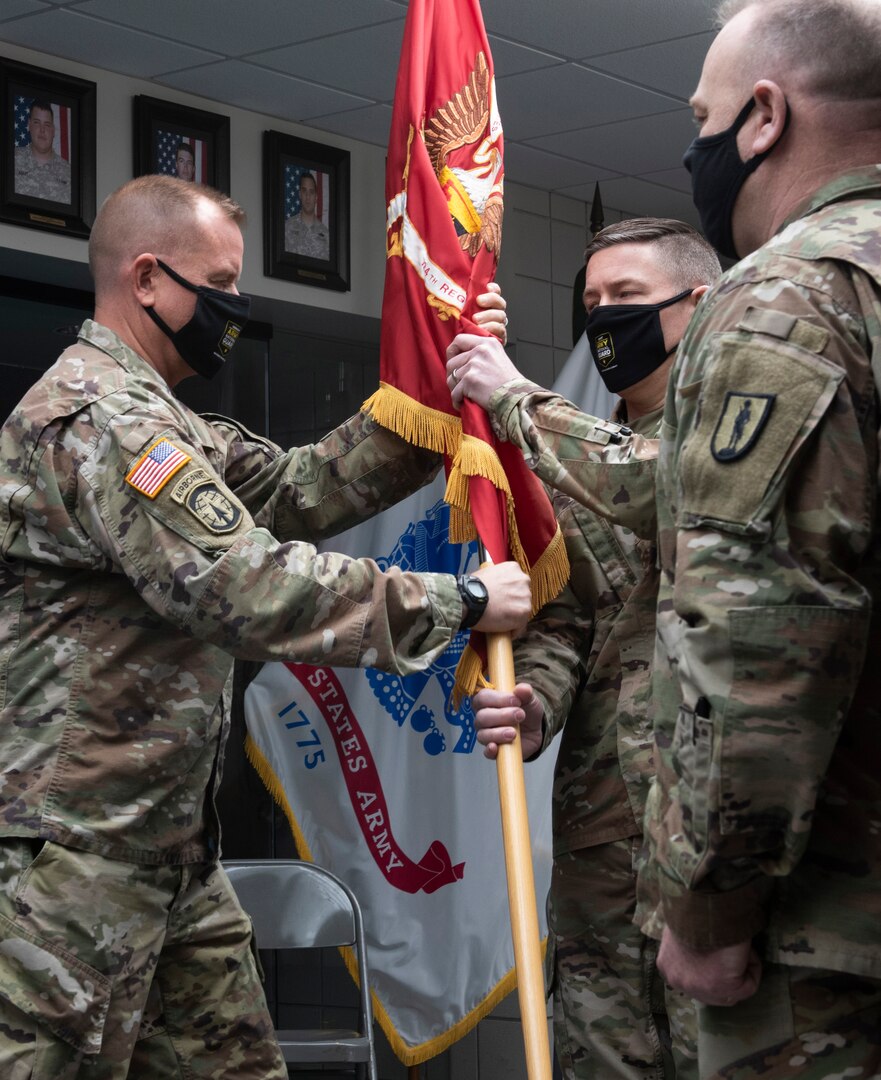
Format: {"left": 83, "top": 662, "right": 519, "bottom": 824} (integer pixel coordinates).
{"left": 125, "top": 438, "right": 192, "bottom": 498}
{"left": 678, "top": 337, "right": 842, "bottom": 531}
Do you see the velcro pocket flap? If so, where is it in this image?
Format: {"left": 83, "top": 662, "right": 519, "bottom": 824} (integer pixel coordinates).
{"left": 678, "top": 335, "right": 843, "bottom": 536}
{"left": 0, "top": 911, "right": 111, "bottom": 1054}
{"left": 112, "top": 424, "right": 252, "bottom": 554}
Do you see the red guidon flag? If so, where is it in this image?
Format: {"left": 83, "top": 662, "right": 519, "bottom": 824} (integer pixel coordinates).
{"left": 363, "top": 0, "right": 568, "bottom": 696}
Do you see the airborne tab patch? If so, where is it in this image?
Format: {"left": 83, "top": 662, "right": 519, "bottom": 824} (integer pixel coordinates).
{"left": 711, "top": 392, "right": 775, "bottom": 463}
{"left": 126, "top": 438, "right": 191, "bottom": 498}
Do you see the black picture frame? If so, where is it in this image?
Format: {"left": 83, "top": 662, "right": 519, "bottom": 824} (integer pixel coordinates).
{"left": 133, "top": 95, "right": 231, "bottom": 194}
{"left": 0, "top": 56, "right": 96, "bottom": 239}
{"left": 264, "top": 130, "right": 350, "bottom": 292}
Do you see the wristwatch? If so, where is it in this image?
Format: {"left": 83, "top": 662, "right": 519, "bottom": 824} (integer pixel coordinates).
{"left": 457, "top": 573, "right": 489, "bottom": 630}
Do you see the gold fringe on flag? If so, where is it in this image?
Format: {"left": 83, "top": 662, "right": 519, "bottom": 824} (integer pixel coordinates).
{"left": 444, "top": 434, "right": 512, "bottom": 544}
{"left": 527, "top": 522, "right": 569, "bottom": 613}
{"left": 450, "top": 522, "right": 568, "bottom": 704}
{"left": 363, "top": 382, "right": 462, "bottom": 457}
{"left": 452, "top": 641, "right": 486, "bottom": 708}
{"left": 365, "top": 384, "right": 571, "bottom": 703}
{"left": 445, "top": 435, "right": 568, "bottom": 610}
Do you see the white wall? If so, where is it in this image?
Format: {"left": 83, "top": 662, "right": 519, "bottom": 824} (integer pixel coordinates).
{"left": 0, "top": 39, "right": 389, "bottom": 318}
{"left": 496, "top": 186, "right": 591, "bottom": 388}
{"left": 0, "top": 40, "right": 599, "bottom": 397}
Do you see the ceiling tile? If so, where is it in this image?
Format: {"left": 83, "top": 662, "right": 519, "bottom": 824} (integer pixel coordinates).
{"left": 488, "top": 35, "right": 564, "bottom": 78}
{"left": 0, "top": 9, "right": 222, "bottom": 75}
{"left": 559, "top": 175, "right": 701, "bottom": 226}
{"left": 504, "top": 143, "right": 620, "bottom": 193}
{"left": 251, "top": 21, "right": 405, "bottom": 101}
{"left": 302, "top": 104, "right": 393, "bottom": 148}
{"left": 71, "top": 0, "right": 406, "bottom": 56}
{"left": 1, "top": 0, "right": 723, "bottom": 226}
{"left": 497, "top": 64, "right": 680, "bottom": 141}
{"left": 582, "top": 31, "right": 714, "bottom": 100}
{"left": 527, "top": 108, "right": 695, "bottom": 176}
{"left": 158, "top": 61, "right": 371, "bottom": 121}
{"left": 639, "top": 166, "right": 693, "bottom": 194}
{"left": 0, "top": 1, "right": 49, "bottom": 20}
{"left": 481, "top": 0, "right": 715, "bottom": 60}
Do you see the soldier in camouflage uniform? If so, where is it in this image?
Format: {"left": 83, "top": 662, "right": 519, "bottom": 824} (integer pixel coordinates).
{"left": 14, "top": 100, "right": 71, "bottom": 204}
{"left": 0, "top": 174, "right": 532, "bottom": 1079}
{"left": 452, "top": 2, "right": 881, "bottom": 1068}
{"left": 450, "top": 221, "right": 721, "bottom": 1078}
{"left": 284, "top": 173, "right": 330, "bottom": 260}
{"left": 640, "top": 1, "right": 881, "bottom": 1076}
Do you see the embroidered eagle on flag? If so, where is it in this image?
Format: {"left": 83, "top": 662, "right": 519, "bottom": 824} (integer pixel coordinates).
{"left": 370, "top": 0, "right": 570, "bottom": 702}
{"left": 424, "top": 51, "right": 504, "bottom": 257}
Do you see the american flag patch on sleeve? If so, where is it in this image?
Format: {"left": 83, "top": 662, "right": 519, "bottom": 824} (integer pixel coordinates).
{"left": 125, "top": 438, "right": 192, "bottom": 498}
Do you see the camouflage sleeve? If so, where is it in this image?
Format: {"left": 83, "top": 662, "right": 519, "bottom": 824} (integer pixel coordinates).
{"left": 487, "top": 378, "right": 658, "bottom": 539}
{"left": 513, "top": 578, "right": 593, "bottom": 754}
{"left": 648, "top": 286, "right": 875, "bottom": 949}
{"left": 204, "top": 411, "right": 441, "bottom": 542}
{"left": 75, "top": 413, "right": 462, "bottom": 676}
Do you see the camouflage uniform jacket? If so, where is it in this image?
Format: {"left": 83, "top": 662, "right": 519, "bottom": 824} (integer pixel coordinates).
{"left": 14, "top": 146, "right": 71, "bottom": 203}
{"left": 512, "top": 403, "right": 662, "bottom": 858}
{"left": 643, "top": 167, "right": 881, "bottom": 978}
{"left": 488, "top": 377, "right": 658, "bottom": 541}
{"left": 0, "top": 320, "right": 464, "bottom": 865}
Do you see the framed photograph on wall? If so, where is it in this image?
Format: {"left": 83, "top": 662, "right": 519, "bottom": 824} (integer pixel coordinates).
{"left": 0, "top": 56, "right": 96, "bottom": 238}
{"left": 264, "top": 130, "right": 350, "bottom": 292}
{"left": 133, "top": 95, "right": 231, "bottom": 193}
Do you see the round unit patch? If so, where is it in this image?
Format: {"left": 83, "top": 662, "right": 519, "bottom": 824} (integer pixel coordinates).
{"left": 184, "top": 482, "right": 243, "bottom": 533}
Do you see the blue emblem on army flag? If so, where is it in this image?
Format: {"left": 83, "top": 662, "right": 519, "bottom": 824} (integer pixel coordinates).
{"left": 366, "top": 499, "right": 478, "bottom": 755}
{"left": 711, "top": 391, "right": 776, "bottom": 462}
{"left": 126, "top": 438, "right": 191, "bottom": 498}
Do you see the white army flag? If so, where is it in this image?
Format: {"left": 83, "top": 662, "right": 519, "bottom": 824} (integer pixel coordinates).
{"left": 243, "top": 478, "right": 557, "bottom": 1065}
{"left": 243, "top": 342, "right": 602, "bottom": 1064}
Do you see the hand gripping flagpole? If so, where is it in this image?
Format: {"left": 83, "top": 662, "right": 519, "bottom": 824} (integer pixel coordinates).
{"left": 373, "top": 0, "right": 560, "bottom": 1069}
{"left": 480, "top": 545, "right": 553, "bottom": 1080}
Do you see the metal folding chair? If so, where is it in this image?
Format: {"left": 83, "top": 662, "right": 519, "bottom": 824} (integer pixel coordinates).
{"left": 224, "top": 859, "right": 378, "bottom": 1080}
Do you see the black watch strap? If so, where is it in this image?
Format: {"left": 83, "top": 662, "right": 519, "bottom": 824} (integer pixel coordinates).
{"left": 457, "top": 573, "right": 488, "bottom": 630}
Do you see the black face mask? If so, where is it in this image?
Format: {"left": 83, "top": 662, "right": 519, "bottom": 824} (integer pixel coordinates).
{"left": 683, "top": 97, "right": 790, "bottom": 261}
{"left": 145, "top": 259, "right": 251, "bottom": 379}
{"left": 585, "top": 289, "right": 692, "bottom": 394}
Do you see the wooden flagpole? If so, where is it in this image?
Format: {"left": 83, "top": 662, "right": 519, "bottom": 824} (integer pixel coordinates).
{"left": 487, "top": 632, "right": 552, "bottom": 1080}
{"left": 481, "top": 548, "right": 553, "bottom": 1080}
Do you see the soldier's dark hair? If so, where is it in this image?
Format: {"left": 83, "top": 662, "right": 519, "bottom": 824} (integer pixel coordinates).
{"left": 28, "top": 100, "right": 54, "bottom": 118}
{"left": 89, "top": 174, "right": 245, "bottom": 296}
{"left": 175, "top": 142, "right": 195, "bottom": 159}
{"left": 716, "top": 0, "right": 881, "bottom": 101}
{"left": 584, "top": 218, "right": 722, "bottom": 290}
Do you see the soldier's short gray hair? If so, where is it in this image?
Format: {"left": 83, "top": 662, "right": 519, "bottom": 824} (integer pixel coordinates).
{"left": 584, "top": 218, "right": 722, "bottom": 291}
{"left": 716, "top": 0, "right": 881, "bottom": 101}
{"left": 89, "top": 175, "right": 245, "bottom": 296}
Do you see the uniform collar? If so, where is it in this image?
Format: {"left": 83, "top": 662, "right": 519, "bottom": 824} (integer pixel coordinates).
{"left": 779, "top": 164, "right": 881, "bottom": 233}
{"left": 77, "top": 318, "right": 170, "bottom": 386}
{"left": 612, "top": 398, "right": 664, "bottom": 437}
